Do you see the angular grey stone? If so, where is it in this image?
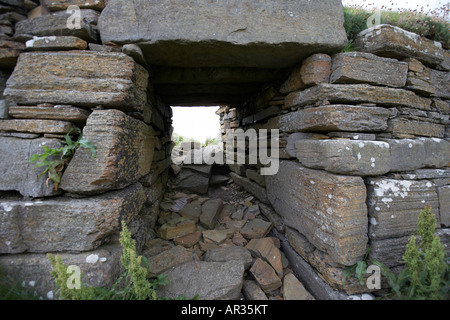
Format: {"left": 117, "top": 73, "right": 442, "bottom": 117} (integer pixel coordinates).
{"left": 14, "top": 11, "right": 98, "bottom": 42}
{"left": 388, "top": 138, "right": 450, "bottom": 172}
{"left": 387, "top": 139, "right": 426, "bottom": 172}
{"left": 204, "top": 246, "right": 253, "bottom": 270}
{"left": 268, "top": 105, "right": 391, "bottom": 133}
{"left": 330, "top": 52, "right": 408, "bottom": 87}
{"left": 61, "top": 110, "right": 156, "bottom": 195}
{"left": 242, "top": 280, "right": 268, "bottom": 300}
{"left": 266, "top": 161, "right": 368, "bottom": 266}
{"left": 0, "top": 99, "right": 13, "bottom": 119}
{"left": 366, "top": 178, "right": 440, "bottom": 240}
{"left": 199, "top": 199, "right": 223, "bottom": 229}
{"left": 296, "top": 139, "right": 391, "bottom": 176}
{"left": 157, "top": 260, "right": 245, "bottom": 300}
{"left": 230, "top": 172, "right": 269, "bottom": 204}
{"left": 430, "top": 69, "right": 450, "bottom": 99}
{"left": 0, "top": 183, "right": 146, "bottom": 254}
{"left": 0, "top": 137, "right": 62, "bottom": 198}
{"left": 173, "top": 165, "right": 211, "bottom": 194}
{"left": 369, "top": 235, "right": 415, "bottom": 267}
{"left": 146, "top": 245, "right": 195, "bottom": 278}
{"left": 353, "top": 24, "right": 448, "bottom": 70}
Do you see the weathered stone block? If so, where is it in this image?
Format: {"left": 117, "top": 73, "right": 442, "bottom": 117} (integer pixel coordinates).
{"left": 300, "top": 53, "right": 332, "bottom": 87}
{"left": 354, "top": 24, "right": 448, "bottom": 70}
{"left": 366, "top": 178, "right": 439, "bottom": 240}
{"left": 4, "top": 51, "right": 149, "bottom": 112}
{"left": 15, "top": 11, "right": 98, "bottom": 42}
{"left": 387, "top": 118, "right": 446, "bottom": 138}
{"left": 0, "top": 119, "right": 78, "bottom": 134}
{"left": 0, "top": 137, "right": 62, "bottom": 197}
{"left": 0, "top": 242, "right": 123, "bottom": 298}
{"left": 172, "top": 165, "right": 211, "bottom": 195}
{"left": 42, "top": 0, "right": 106, "bottom": 11}
{"left": 157, "top": 260, "right": 245, "bottom": 300}
{"left": 60, "top": 110, "right": 156, "bottom": 195}
{"left": 156, "top": 217, "right": 196, "bottom": 240}
{"left": 0, "top": 39, "right": 25, "bottom": 69}
{"left": 283, "top": 273, "right": 315, "bottom": 300}
{"left": 266, "top": 161, "right": 368, "bottom": 266}
{"left": 145, "top": 245, "right": 195, "bottom": 277}
{"left": 285, "top": 84, "right": 431, "bottom": 110}
{"left": 269, "top": 105, "right": 391, "bottom": 133}
{"left": 8, "top": 105, "right": 90, "bottom": 123}
{"left": 369, "top": 235, "right": 414, "bottom": 267}
{"left": 199, "top": 199, "right": 223, "bottom": 229}
{"left": 0, "top": 183, "right": 146, "bottom": 253}
{"left": 330, "top": 52, "right": 408, "bottom": 87}
{"left": 388, "top": 139, "right": 426, "bottom": 172}
{"left": 25, "top": 36, "right": 88, "bottom": 51}
{"left": 246, "top": 238, "right": 282, "bottom": 277}
{"left": 204, "top": 246, "right": 253, "bottom": 270}
{"left": 249, "top": 258, "right": 282, "bottom": 293}
{"left": 296, "top": 139, "right": 390, "bottom": 176}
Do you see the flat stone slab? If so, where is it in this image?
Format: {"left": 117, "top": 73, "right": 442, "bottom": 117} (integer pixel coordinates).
{"left": 354, "top": 24, "right": 448, "bottom": 70}
{"left": 285, "top": 84, "right": 431, "bottom": 110}
{"left": 330, "top": 52, "right": 408, "bottom": 87}
{"left": 4, "top": 51, "right": 149, "bottom": 112}
{"left": 8, "top": 105, "right": 90, "bottom": 123}
{"left": 25, "top": 36, "right": 88, "bottom": 51}
{"left": 98, "top": 0, "right": 347, "bottom": 68}
{"left": 268, "top": 105, "right": 391, "bottom": 133}
{"left": 157, "top": 260, "right": 245, "bottom": 300}
{"left": 0, "top": 183, "right": 145, "bottom": 253}
{"left": 296, "top": 139, "right": 391, "bottom": 176}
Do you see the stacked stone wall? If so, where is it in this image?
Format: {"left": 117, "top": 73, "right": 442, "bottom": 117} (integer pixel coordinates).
{"left": 218, "top": 25, "right": 450, "bottom": 295}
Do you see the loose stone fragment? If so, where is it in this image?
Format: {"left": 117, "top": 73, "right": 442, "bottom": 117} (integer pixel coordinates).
{"left": 157, "top": 217, "right": 196, "bottom": 240}
{"left": 250, "top": 258, "right": 282, "bottom": 293}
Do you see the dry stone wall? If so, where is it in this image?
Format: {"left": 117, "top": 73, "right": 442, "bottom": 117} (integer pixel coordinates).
{"left": 0, "top": 1, "right": 174, "bottom": 297}
{"left": 218, "top": 25, "right": 450, "bottom": 295}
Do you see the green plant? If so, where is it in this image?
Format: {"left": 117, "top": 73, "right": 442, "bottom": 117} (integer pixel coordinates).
{"left": 29, "top": 128, "right": 96, "bottom": 190}
{"left": 343, "top": 206, "right": 449, "bottom": 300}
{"left": 342, "top": 248, "right": 371, "bottom": 286}
{"left": 47, "top": 221, "right": 169, "bottom": 300}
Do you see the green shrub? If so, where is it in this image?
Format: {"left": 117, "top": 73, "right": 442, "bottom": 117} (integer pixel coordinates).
{"left": 343, "top": 206, "right": 449, "bottom": 300}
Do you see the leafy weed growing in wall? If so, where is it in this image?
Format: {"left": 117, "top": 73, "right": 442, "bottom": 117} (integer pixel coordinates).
{"left": 47, "top": 221, "right": 171, "bottom": 300}
{"left": 29, "top": 128, "right": 96, "bottom": 190}
{"left": 343, "top": 206, "right": 449, "bottom": 300}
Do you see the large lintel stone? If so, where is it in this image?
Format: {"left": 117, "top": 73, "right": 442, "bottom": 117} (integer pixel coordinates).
{"left": 98, "top": 0, "right": 347, "bottom": 69}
